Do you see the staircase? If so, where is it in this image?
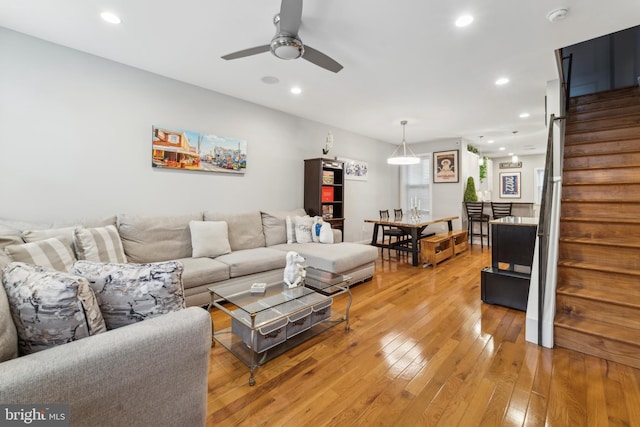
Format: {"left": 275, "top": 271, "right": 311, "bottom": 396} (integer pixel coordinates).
{"left": 554, "top": 85, "right": 640, "bottom": 369}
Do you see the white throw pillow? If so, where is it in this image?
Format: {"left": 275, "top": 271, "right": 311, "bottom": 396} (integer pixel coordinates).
{"left": 285, "top": 216, "right": 295, "bottom": 244}
{"left": 294, "top": 216, "right": 314, "bottom": 244}
{"left": 319, "top": 222, "right": 334, "bottom": 244}
{"left": 189, "top": 220, "right": 231, "bottom": 258}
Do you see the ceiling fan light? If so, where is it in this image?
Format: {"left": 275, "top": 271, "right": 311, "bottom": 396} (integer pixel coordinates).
{"left": 271, "top": 37, "right": 304, "bottom": 59}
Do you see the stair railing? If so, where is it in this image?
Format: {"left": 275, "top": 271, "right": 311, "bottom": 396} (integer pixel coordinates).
{"left": 534, "top": 48, "right": 569, "bottom": 346}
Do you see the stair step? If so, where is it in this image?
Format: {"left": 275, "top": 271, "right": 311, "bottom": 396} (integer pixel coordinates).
{"left": 554, "top": 313, "right": 640, "bottom": 369}
{"left": 563, "top": 165, "right": 640, "bottom": 184}
{"left": 565, "top": 125, "right": 640, "bottom": 145}
{"left": 557, "top": 261, "right": 640, "bottom": 295}
{"left": 560, "top": 217, "right": 640, "bottom": 239}
{"left": 569, "top": 86, "right": 640, "bottom": 105}
{"left": 561, "top": 183, "right": 640, "bottom": 201}
{"left": 569, "top": 88, "right": 640, "bottom": 114}
{"left": 556, "top": 287, "right": 640, "bottom": 329}
{"left": 568, "top": 103, "right": 640, "bottom": 122}
{"left": 564, "top": 149, "right": 640, "bottom": 169}
{"left": 561, "top": 200, "right": 640, "bottom": 220}
{"left": 559, "top": 238, "right": 640, "bottom": 271}
{"left": 564, "top": 139, "right": 640, "bottom": 158}
{"left": 566, "top": 113, "right": 640, "bottom": 133}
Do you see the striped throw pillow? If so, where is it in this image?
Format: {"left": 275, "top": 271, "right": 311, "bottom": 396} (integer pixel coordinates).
{"left": 74, "top": 225, "right": 127, "bottom": 263}
{"left": 4, "top": 237, "right": 76, "bottom": 272}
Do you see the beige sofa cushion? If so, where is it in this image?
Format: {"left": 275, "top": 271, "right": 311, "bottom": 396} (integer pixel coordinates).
{"left": 176, "top": 257, "right": 230, "bottom": 289}
{"left": 215, "top": 248, "right": 286, "bottom": 278}
{"left": 117, "top": 213, "right": 202, "bottom": 263}
{"left": 272, "top": 242, "right": 379, "bottom": 273}
{"left": 0, "top": 280, "right": 18, "bottom": 362}
{"left": 204, "top": 210, "right": 265, "bottom": 251}
{"left": 261, "top": 209, "right": 307, "bottom": 246}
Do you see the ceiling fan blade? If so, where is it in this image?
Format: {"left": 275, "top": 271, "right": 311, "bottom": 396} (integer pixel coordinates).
{"left": 279, "top": 0, "right": 303, "bottom": 36}
{"left": 302, "top": 45, "right": 343, "bottom": 73}
{"left": 221, "top": 45, "right": 271, "bottom": 60}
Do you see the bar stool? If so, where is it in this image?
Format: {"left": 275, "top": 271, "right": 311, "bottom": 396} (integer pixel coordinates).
{"left": 491, "top": 202, "right": 513, "bottom": 220}
{"left": 465, "top": 201, "right": 490, "bottom": 248}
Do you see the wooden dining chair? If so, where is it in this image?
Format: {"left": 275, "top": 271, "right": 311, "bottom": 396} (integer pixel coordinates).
{"left": 379, "top": 210, "right": 405, "bottom": 259}
{"left": 464, "top": 201, "right": 490, "bottom": 248}
{"left": 491, "top": 202, "right": 513, "bottom": 220}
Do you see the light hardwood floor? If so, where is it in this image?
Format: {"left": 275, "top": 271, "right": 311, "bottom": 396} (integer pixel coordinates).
{"left": 207, "top": 245, "right": 640, "bottom": 426}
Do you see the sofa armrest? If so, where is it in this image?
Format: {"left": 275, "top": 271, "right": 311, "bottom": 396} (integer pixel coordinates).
{"left": 0, "top": 307, "right": 211, "bottom": 427}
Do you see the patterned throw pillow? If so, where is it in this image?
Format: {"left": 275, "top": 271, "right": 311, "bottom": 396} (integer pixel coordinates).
{"left": 4, "top": 237, "right": 77, "bottom": 272}
{"left": 1, "top": 262, "right": 106, "bottom": 355}
{"left": 72, "top": 260, "right": 186, "bottom": 330}
{"left": 294, "top": 216, "right": 314, "bottom": 244}
{"left": 74, "top": 225, "right": 127, "bottom": 263}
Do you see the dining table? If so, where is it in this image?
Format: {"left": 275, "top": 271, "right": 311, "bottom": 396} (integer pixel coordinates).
{"left": 364, "top": 215, "right": 459, "bottom": 266}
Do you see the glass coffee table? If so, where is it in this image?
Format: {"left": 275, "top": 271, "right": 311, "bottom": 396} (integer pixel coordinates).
{"left": 207, "top": 269, "right": 352, "bottom": 386}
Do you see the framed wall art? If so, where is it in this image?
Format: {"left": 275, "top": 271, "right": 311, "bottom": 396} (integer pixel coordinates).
{"left": 500, "top": 172, "right": 521, "bottom": 198}
{"left": 339, "top": 157, "right": 368, "bottom": 181}
{"left": 152, "top": 125, "right": 247, "bottom": 174}
{"left": 433, "top": 150, "right": 459, "bottom": 183}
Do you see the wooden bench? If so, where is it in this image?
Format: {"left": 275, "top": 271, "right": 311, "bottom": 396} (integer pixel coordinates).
{"left": 421, "top": 230, "right": 468, "bottom": 267}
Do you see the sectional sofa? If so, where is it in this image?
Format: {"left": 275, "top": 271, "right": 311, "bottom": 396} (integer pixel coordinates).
{"left": 0, "top": 208, "right": 378, "bottom": 425}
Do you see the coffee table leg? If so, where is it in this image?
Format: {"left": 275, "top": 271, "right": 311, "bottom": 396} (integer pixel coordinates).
{"left": 344, "top": 288, "right": 353, "bottom": 331}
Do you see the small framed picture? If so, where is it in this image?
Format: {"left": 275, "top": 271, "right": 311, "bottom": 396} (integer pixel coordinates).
{"left": 433, "top": 150, "right": 459, "bottom": 183}
{"left": 500, "top": 172, "right": 521, "bottom": 198}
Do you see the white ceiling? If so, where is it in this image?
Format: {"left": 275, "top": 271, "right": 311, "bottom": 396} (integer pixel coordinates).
{"left": 1, "top": 0, "right": 639, "bottom": 157}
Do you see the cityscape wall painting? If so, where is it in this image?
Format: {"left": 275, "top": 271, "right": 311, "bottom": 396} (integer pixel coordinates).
{"left": 500, "top": 172, "right": 521, "bottom": 198}
{"left": 152, "top": 126, "right": 247, "bottom": 174}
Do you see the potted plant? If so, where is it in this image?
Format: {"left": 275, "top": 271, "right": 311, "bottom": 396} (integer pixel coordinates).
{"left": 464, "top": 177, "right": 478, "bottom": 202}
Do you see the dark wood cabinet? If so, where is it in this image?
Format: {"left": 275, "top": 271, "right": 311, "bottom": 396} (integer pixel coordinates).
{"left": 481, "top": 217, "right": 538, "bottom": 311}
{"left": 304, "top": 158, "right": 344, "bottom": 240}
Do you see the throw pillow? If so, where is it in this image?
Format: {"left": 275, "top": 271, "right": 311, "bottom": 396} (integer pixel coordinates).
{"left": 0, "top": 282, "right": 18, "bottom": 362}
{"left": 72, "top": 260, "right": 186, "bottom": 330}
{"left": 261, "top": 209, "right": 308, "bottom": 246}
{"left": 74, "top": 225, "right": 127, "bottom": 264}
{"left": 319, "top": 222, "right": 334, "bottom": 244}
{"left": 189, "top": 220, "right": 231, "bottom": 258}
{"left": 21, "top": 226, "right": 76, "bottom": 243}
{"left": 2, "top": 262, "right": 106, "bottom": 356}
{"left": 294, "top": 216, "right": 314, "bottom": 244}
{"left": 4, "top": 237, "right": 77, "bottom": 272}
{"left": 285, "top": 216, "right": 295, "bottom": 244}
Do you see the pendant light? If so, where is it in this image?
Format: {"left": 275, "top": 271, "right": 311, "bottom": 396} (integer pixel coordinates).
{"left": 511, "top": 130, "right": 519, "bottom": 163}
{"left": 387, "top": 120, "right": 420, "bottom": 165}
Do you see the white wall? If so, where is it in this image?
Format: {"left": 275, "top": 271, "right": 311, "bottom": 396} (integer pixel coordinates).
{"left": 491, "top": 154, "right": 546, "bottom": 203}
{"left": 0, "top": 28, "right": 397, "bottom": 242}
{"left": 405, "top": 138, "right": 466, "bottom": 233}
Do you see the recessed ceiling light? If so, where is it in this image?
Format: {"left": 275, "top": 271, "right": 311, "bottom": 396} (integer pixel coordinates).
{"left": 455, "top": 15, "right": 474, "bottom": 27}
{"left": 487, "top": 140, "right": 494, "bottom": 144}
{"left": 495, "top": 77, "right": 509, "bottom": 86}
{"left": 261, "top": 76, "right": 279, "bottom": 85}
{"left": 499, "top": 147, "right": 506, "bottom": 151}
{"left": 508, "top": 152, "right": 514, "bottom": 156}
{"left": 100, "top": 12, "right": 121, "bottom": 24}
{"left": 290, "top": 86, "right": 302, "bottom": 95}
{"left": 519, "top": 112, "right": 530, "bottom": 118}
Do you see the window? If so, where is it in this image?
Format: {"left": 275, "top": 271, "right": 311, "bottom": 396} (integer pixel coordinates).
{"left": 401, "top": 155, "right": 431, "bottom": 215}
{"left": 534, "top": 168, "right": 545, "bottom": 204}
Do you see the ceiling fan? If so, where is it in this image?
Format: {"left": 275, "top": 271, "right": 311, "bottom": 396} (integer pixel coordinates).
{"left": 221, "top": 0, "right": 343, "bottom": 73}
